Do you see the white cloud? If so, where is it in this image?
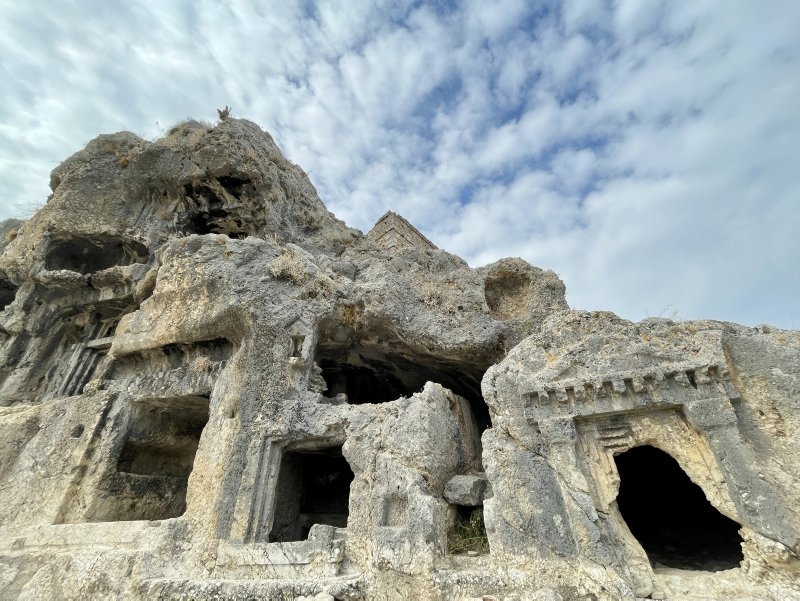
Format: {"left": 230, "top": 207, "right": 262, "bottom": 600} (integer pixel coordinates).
{"left": 562, "top": 0, "right": 609, "bottom": 35}
{"left": 0, "top": 0, "right": 798, "bottom": 328}
{"left": 613, "top": 0, "right": 665, "bottom": 43}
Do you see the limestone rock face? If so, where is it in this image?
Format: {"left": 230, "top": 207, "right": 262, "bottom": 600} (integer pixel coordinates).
{"left": 483, "top": 312, "right": 800, "bottom": 599}
{"left": 444, "top": 475, "right": 488, "bottom": 506}
{"left": 0, "top": 118, "right": 797, "bottom": 600}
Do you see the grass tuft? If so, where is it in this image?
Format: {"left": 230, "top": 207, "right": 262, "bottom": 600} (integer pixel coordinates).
{"left": 448, "top": 507, "right": 489, "bottom": 555}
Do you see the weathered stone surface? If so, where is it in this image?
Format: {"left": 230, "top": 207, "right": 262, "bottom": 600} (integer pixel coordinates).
{"left": 482, "top": 311, "right": 800, "bottom": 598}
{"left": 444, "top": 475, "right": 488, "bottom": 506}
{"left": 0, "top": 117, "right": 797, "bottom": 600}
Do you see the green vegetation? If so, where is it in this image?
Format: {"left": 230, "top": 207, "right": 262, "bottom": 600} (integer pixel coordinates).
{"left": 447, "top": 507, "right": 489, "bottom": 555}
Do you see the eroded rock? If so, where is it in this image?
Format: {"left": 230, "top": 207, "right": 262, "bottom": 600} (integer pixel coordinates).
{"left": 444, "top": 475, "right": 488, "bottom": 506}
{"left": 0, "top": 118, "right": 797, "bottom": 600}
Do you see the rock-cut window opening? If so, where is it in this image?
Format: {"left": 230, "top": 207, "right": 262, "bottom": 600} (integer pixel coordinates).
{"left": 269, "top": 444, "right": 354, "bottom": 543}
{"left": 45, "top": 235, "right": 148, "bottom": 274}
{"left": 614, "top": 445, "right": 744, "bottom": 571}
{"left": 77, "top": 395, "right": 210, "bottom": 523}
{"left": 447, "top": 505, "right": 489, "bottom": 556}
{"left": 314, "top": 319, "right": 495, "bottom": 433}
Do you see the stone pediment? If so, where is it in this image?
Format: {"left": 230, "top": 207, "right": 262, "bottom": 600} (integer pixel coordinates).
{"left": 366, "top": 211, "right": 436, "bottom": 251}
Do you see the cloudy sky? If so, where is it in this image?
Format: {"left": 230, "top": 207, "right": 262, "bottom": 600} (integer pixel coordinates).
{"left": 1, "top": 1, "right": 798, "bottom": 328}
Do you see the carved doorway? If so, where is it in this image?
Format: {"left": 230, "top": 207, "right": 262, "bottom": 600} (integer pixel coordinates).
{"left": 614, "top": 445, "right": 743, "bottom": 570}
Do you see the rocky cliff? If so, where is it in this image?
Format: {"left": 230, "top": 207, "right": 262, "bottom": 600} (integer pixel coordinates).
{"left": 0, "top": 117, "right": 797, "bottom": 600}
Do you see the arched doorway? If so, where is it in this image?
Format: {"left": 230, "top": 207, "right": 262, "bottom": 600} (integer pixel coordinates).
{"left": 614, "top": 445, "right": 743, "bottom": 570}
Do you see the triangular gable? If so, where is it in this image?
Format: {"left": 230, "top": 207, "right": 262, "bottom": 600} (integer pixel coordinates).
{"left": 366, "top": 211, "right": 437, "bottom": 251}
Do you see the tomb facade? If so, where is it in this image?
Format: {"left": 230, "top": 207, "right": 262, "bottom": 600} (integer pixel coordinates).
{"left": 0, "top": 118, "right": 797, "bottom": 600}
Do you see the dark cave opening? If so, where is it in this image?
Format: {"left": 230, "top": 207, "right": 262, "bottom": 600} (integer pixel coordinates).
{"left": 117, "top": 396, "right": 210, "bottom": 479}
{"left": 45, "top": 235, "right": 148, "bottom": 274}
{"left": 314, "top": 319, "right": 495, "bottom": 433}
{"left": 0, "top": 278, "right": 18, "bottom": 310}
{"left": 317, "top": 357, "right": 410, "bottom": 404}
{"left": 615, "top": 445, "right": 744, "bottom": 571}
{"left": 217, "top": 175, "right": 250, "bottom": 197}
{"left": 269, "top": 444, "right": 354, "bottom": 542}
{"left": 181, "top": 181, "right": 254, "bottom": 239}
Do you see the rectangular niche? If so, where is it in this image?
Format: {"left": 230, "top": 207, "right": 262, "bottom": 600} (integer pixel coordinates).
{"left": 381, "top": 494, "right": 409, "bottom": 528}
{"left": 268, "top": 444, "right": 354, "bottom": 542}
{"left": 84, "top": 395, "right": 210, "bottom": 523}
{"left": 447, "top": 505, "right": 489, "bottom": 556}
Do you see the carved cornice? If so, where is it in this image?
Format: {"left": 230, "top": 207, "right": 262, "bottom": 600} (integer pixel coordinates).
{"left": 521, "top": 363, "right": 739, "bottom": 422}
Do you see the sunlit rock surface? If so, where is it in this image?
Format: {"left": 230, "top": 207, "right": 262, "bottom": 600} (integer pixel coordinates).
{"left": 0, "top": 118, "right": 797, "bottom": 600}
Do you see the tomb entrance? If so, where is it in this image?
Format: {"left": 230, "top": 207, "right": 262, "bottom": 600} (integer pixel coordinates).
{"left": 56, "top": 395, "right": 210, "bottom": 524}
{"left": 99, "top": 395, "right": 210, "bottom": 522}
{"left": 269, "top": 444, "right": 354, "bottom": 542}
{"left": 614, "top": 445, "right": 743, "bottom": 571}
{"left": 314, "top": 317, "right": 495, "bottom": 433}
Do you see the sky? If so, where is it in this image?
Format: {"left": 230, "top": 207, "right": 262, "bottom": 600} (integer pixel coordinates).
{"left": 1, "top": 0, "right": 798, "bottom": 328}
